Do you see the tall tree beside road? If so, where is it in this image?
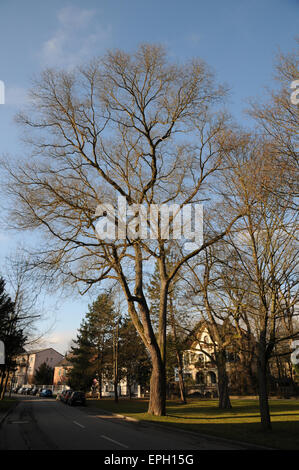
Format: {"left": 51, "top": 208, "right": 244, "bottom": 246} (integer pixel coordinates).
{"left": 219, "top": 130, "right": 298, "bottom": 430}
{"left": 0, "top": 277, "right": 26, "bottom": 400}
{"left": 2, "top": 44, "right": 246, "bottom": 415}
{"left": 147, "top": 258, "right": 188, "bottom": 403}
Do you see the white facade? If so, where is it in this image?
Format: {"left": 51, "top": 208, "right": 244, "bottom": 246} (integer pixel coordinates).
{"left": 183, "top": 328, "right": 218, "bottom": 396}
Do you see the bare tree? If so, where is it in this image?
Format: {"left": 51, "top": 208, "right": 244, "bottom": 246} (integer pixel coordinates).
{"left": 249, "top": 41, "right": 299, "bottom": 207}
{"left": 183, "top": 245, "right": 235, "bottom": 409}
{"left": 1, "top": 44, "right": 243, "bottom": 415}
{"left": 4, "top": 250, "right": 52, "bottom": 348}
{"left": 220, "top": 132, "right": 298, "bottom": 430}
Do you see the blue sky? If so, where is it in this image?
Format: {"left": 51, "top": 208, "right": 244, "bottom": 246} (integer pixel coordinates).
{"left": 0, "top": 0, "right": 298, "bottom": 353}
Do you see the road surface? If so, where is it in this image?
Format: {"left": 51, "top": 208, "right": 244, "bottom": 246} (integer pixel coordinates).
{"left": 0, "top": 396, "right": 245, "bottom": 450}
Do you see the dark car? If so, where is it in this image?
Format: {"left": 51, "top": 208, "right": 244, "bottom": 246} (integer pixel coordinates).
{"left": 39, "top": 389, "right": 53, "bottom": 398}
{"left": 67, "top": 391, "right": 86, "bottom": 406}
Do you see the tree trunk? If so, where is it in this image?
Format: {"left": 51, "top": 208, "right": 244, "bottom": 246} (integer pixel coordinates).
{"left": 0, "top": 369, "right": 5, "bottom": 399}
{"left": 148, "top": 355, "right": 166, "bottom": 416}
{"left": 169, "top": 295, "right": 186, "bottom": 404}
{"left": 113, "top": 320, "right": 119, "bottom": 403}
{"left": 217, "top": 352, "right": 232, "bottom": 409}
{"left": 177, "top": 362, "right": 186, "bottom": 404}
{"left": 0, "top": 369, "right": 9, "bottom": 400}
{"left": 98, "top": 374, "right": 102, "bottom": 399}
{"left": 114, "top": 380, "right": 119, "bottom": 403}
{"left": 257, "top": 351, "right": 272, "bottom": 430}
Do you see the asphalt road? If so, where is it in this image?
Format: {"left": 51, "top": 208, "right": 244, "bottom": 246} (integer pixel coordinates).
{"left": 0, "top": 396, "right": 245, "bottom": 450}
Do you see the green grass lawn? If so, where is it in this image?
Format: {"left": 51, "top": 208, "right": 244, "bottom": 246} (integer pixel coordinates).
{"left": 87, "top": 397, "right": 299, "bottom": 450}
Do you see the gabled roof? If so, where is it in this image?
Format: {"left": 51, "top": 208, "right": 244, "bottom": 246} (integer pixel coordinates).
{"left": 23, "top": 347, "right": 64, "bottom": 356}
{"left": 184, "top": 319, "right": 253, "bottom": 349}
{"left": 55, "top": 356, "right": 73, "bottom": 367}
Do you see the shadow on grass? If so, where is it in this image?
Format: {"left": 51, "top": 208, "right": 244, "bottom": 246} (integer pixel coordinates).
{"left": 86, "top": 398, "right": 299, "bottom": 450}
{"left": 157, "top": 419, "right": 299, "bottom": 450}
{"left": 166, "top": 413, "right": 299, "bottom": 420}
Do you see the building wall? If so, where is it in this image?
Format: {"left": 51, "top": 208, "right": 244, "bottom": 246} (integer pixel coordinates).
{"left": 33, "top": 349, "right": 63, "bottom": 375}
{"left": 53, "top": 366, "right": 72, "bottom": 385}
{"left": 14, "top": 349, "right": 64, "bottom": 386}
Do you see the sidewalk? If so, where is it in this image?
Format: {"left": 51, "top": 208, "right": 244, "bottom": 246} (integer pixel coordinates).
{"left": 0, "top": 398, "right": 19, "bottom": 427}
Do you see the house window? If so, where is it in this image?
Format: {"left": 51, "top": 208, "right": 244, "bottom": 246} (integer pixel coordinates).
{"left": 207, "top": 371, "right": 217, "bottom": 384}
{"left": 196, "top": 372, "right": 205, "bottom": 384}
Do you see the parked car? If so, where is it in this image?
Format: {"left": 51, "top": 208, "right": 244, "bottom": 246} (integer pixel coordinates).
{"left": 67, "top": 391, "right": 86, "bottom": 406}
{"left": 30, "top": 387, "right": 39, "bottom": 395}
{"left": 39, "top": 389, "right": 53, "bottom": 398}
{"left": 61, "top": 390, "right": 73, "bottom": 403}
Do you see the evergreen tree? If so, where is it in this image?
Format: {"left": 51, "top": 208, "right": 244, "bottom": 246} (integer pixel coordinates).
{"left": 68, "top": 294, "right": 118, "bottom": 394}
{"left": 0, "top": 276, "right": 26, "bottom": 399}
{"left": 34, "top": 362, "right": 54, "bottom": 385}
{"left": 119, "top": 318, "right": 151, "bottom": 398}
{"left": 68, "top": 294, "right": 152, "bottom": 399}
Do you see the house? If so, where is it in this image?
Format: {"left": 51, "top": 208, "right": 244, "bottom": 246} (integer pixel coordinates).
{"left": 92, "top": 375, "right": 139, "bottom": 398}
{"left": 182, "top": 324, "right": 219, "bottom": 397}
{"left": 181, "top": 320, "right": 257, "bottom": 397}
{"left": 53, "top": 356, "right": 73, "bottom": 386}
{"left": 12, "top": 348, "right": 64, "bottom": 387}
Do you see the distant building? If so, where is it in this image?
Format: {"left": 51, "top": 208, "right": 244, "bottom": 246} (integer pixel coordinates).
{"left": 53, "top": 356, "right": 73, "bottom": 386}
{"left": 182, "top": 320, "right": 257, "bottom": 397}
{"left": 12, "top": 348, "right": 64, "bottom": 386}
{"left": 182, "top": 324, "right": 219, "bottom": 397}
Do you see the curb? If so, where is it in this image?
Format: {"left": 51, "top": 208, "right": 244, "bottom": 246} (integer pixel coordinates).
{"left": 86, "top": 406, "right": 274, "bottom": 450}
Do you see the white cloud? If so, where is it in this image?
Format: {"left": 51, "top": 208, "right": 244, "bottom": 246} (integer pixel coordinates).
{"left": 39, "top": 329, "right": 77, "bottom": 355}
{"left": 40, "top": 6, "right": 112, "bottom": 69}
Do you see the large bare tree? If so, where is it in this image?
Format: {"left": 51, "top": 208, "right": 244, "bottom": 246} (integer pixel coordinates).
{"left": 1, "top": 44, "right": 242, "bottom": 415}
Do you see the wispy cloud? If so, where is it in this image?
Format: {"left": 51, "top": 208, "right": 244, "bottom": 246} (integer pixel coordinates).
{"left": 38, "top": 329, "right": 76, "bottom": 355}
{"left": 40, "top": 6, "right": 112, "bottom": 69}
